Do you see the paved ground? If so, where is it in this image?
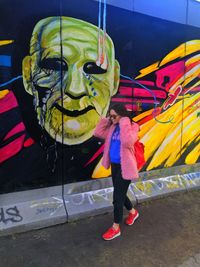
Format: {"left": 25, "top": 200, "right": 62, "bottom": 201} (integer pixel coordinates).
{"left": 0, "top": 189, "right": 200, "bottom": 267}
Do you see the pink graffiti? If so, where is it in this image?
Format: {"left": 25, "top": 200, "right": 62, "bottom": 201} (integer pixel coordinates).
{"left": 84, "top": 145, "right": 105, "bottom": 167}
{"left": 3, "top": 122, "right": 25, "bottom": 141}
{"left": 163, "top": 85, "right": 182, "bottom": 110}
{"left": 0, "top": 90, "right": 35, "bottom": 164}
{"left": 120, "top": 79, "right": 155, "bottom": 86}
{"left": 119, "top": 86, "right": 166, "bottom": 99}
{"left": 0, "top": 134, "right": 26, "bottom": 164}
{"left": 112, "top": 97, "right": 160, "bottom": 104}
{"left": 155, "top": 61, "right": 185, "bottom": 91}
{"left": 0, "top": 91, "right": 18, "bottom": 114}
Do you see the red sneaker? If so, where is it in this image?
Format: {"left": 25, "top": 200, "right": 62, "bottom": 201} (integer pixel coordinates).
{"left": 102, "top": 227, "right": 121, "bottom": 241}
{"left": 125, "top": 210, "right": 139, "bottom": 225}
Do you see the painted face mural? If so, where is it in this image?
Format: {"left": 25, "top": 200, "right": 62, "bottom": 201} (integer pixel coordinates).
{"left": 22, "top": 17, "right": 120, "bottom": 145}
{"left": 1, "top": 0, "right": 200, "bottom": 195}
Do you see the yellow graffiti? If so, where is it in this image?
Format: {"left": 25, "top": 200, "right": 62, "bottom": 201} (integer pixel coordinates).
{"left": 136, "top": 40, "right": 200, "bottom": 79}
{"left": 165, "top": 179, "right": 182, "bottom": 190}
{"left": 134, "top": 40, "right": 200, "bottom": 171}
{"left": 136, "top": 62, "right": 159, "bottom": 79}
{"left": 185, "top": 137, "right": 200, "bottom": 164}
{"left": 92, "top": 40, "right": 200, "bottom": 178}
{"left": 160, "top": 40, "right": 200, "bottom": 67}
{"left": 134, "top": 181, "right": 154, "bottom": 195}
{"left": 92, "top": 159, "right": 111, "bottom": 178}
{"left": 0, "top": 40, "right": 14, "bottom": 46}
{"left": 0, "top": 90, "right": 9, "bottom": 99}
{"left": 139, "top": 93, "right": 200, "bottom": 170}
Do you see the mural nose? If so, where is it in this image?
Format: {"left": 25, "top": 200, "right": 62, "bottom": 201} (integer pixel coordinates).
{"left": 64, "top": 70, "right": 87, "bottom": 99}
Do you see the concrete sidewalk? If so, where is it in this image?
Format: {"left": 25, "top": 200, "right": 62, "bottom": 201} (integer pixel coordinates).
{"left": 0, "top": 189, "right": 200, "bottom": 267}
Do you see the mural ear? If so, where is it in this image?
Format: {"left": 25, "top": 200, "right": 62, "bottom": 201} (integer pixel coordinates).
{"left": 22, "top": 56, "right": 33, "bottom": 95}
{"left": 112, "top": 59, "right": 120, "bottom": 96}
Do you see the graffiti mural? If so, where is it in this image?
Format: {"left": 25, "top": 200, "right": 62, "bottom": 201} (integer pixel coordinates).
{"left": 22, "top": 16, "right": 119, "bottom": 145}
{"left": 0, "top": 0, "right": 199, "bottom": 193}
{"left": 110, "top": 40, "right": 200, "bottom": 174}
{"left": 136, "top": 40, "right": 200, "bottom": 171}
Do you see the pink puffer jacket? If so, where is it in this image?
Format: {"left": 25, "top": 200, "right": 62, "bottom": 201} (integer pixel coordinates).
{"left": 94, "top": 117, "right": 139, "bottom": 180}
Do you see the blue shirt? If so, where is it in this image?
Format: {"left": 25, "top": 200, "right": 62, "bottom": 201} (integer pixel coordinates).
{"left": 109, "top": 124, "right": 121, "bottom": 163}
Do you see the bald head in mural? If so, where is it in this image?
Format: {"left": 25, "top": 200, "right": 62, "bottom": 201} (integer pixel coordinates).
{"left": 22, "top": 16, "right": 120, "bottom": 145}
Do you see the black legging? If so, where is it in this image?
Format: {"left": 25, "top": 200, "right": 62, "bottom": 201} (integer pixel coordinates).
{"left": 111, "top": 163, "right": 133, "bottom": 224}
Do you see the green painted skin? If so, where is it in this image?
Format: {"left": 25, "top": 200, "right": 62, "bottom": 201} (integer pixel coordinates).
{"left": 23, "top": 16, "right": 120, "bottom": 145}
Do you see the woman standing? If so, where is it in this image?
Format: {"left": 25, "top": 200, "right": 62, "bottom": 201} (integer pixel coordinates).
{"left": 94, "top": 103, "right": 140, "bottom": 240}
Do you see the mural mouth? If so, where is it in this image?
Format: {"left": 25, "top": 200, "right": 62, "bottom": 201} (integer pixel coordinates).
{"left": 53, "top": 103, "right": 95, "bottom": 117}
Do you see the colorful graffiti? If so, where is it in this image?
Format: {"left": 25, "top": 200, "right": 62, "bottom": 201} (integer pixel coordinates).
{"left": 0, "top": 0, "right": 199, "bottom": 193}
{"left": 22, "top": 16, "right": 119, "bottom": 145}
{"left": 92, "top": 40, "right": 200, "bottom": 177}
{"left": 136, "top": 40, "right": 200, "bottom": 170}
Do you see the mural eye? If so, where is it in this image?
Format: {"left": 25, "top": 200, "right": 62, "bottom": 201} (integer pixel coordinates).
{"left": 39, "top": 58, "right": 68, "bottom": 71}
{"left": 83, "top": 62, "right": 107, "bottom": 74}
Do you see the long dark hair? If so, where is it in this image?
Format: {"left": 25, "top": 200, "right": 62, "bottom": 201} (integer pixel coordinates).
{"left": 109, "top": 103, "right": 133, "bottom": 123}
